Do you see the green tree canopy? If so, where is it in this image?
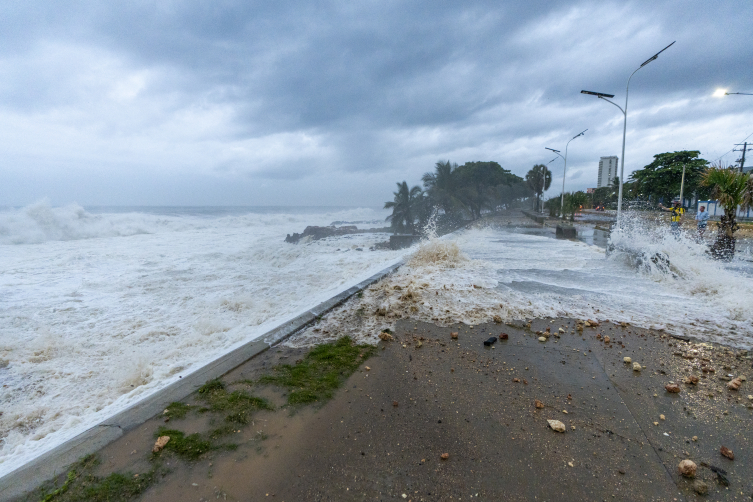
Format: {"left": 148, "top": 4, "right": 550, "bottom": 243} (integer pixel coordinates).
{"left": 453, "top": 161, "right": 522, "bottom": 219}
{"left": 628, "top": 151, "right": 711, "bottom": 203}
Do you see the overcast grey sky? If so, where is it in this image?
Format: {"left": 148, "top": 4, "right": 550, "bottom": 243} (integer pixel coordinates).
{"left": 1, "top": 0, "right": 751, "bottom": 207}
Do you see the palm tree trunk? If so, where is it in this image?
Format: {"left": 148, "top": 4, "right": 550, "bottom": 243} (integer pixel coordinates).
{"left": 710, "top": 208, "right": 736, "bottom": 261}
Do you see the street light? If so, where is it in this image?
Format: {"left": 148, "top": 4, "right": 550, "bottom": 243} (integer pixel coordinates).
{"left": 581, "top": 41, "right": 676, "bottom": 225}
{"left": 545, "top": 128, "right": 587, "bottom": 219}
{"left": 715, "top": 90, "right": 753, "bottom": 96}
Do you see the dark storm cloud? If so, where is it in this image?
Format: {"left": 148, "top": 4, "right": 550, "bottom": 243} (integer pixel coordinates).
{"left": 0, "top": 0, "right": 751, "bottom": 205}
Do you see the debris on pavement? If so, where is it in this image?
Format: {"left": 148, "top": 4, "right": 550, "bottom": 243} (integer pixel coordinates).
{"left": 720, "top": 446, "right": 734, "bottom": 460}
{"left": 547, "top": 420, "right": 566, "bottom": 433}
{"left": 678, "top": 459, "right": 697, "bottom": 477}
{"left": 152, "top": 436, "right": 170, "bottom": 453}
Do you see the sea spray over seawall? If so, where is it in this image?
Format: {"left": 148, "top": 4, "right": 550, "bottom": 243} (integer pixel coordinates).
{"left": 607, "top": 211, "right": 753, "bottom": 330}
{"left": 289, "top": 222, "right": 753, "bottom": 350}
{"left": 288, "top": 233, "right": 546, "bottom": 347}
{"left": 0, "top": 206, "right": 401, "bottom": 477}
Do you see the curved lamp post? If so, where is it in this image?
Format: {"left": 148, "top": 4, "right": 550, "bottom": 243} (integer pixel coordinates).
{"left": 581, "top": 41, "right": 676, "bottom": 225}
{"left": 545, "top": 129, "right": 587, "bottom": 219}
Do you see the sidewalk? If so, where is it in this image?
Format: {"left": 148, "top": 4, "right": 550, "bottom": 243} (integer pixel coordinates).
{"left": 20, "top": 318, "right": 752, "bottom": 501}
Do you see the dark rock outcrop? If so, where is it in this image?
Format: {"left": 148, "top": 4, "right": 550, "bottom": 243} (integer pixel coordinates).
{"left": 285, "top": 226, "right": 359, "bottom": 243}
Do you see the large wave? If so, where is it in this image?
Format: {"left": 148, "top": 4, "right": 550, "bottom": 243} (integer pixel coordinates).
{"left": 0, "top": 202, "right": 153, "bottom": 244}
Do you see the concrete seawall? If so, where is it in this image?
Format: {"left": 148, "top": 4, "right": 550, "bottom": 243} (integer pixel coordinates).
{"left": 0, "top": 260, "right": 404, "bottom": 501}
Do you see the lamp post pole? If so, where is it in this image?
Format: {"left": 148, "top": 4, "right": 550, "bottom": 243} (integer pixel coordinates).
{"left": 546, "top": 130, "right": 587, "bottom": 219}
{"left": 581, "top": 41, "right": 675, "bottom": 226}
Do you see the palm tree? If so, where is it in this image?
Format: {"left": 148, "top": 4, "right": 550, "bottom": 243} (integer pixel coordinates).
{"left": 700, "top": 164, "right": 753, "bottom": 260}
{"left": 525, "top": 164, "right": 552, "bottom": 212}
{"left": 422, "top": 160, "right": 458, "bottom": 214}
{"left": 384, "top": 181, "right": 424, "bottom": 234}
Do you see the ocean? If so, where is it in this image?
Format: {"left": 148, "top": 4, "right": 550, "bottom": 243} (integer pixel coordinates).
{"left": 1, "top": 203, "right": 752, "bottom": 478}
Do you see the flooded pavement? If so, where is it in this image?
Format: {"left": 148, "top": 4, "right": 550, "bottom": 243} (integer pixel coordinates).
{"left": 22, "top": 318, "right": 752, "bottom": 501}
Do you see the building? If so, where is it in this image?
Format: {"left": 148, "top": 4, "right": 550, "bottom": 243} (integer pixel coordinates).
{"left": 597, "top": 156, "right": 619, "bottom": 188}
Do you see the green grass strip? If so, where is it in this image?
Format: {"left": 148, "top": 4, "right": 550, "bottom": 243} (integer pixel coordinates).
{"left": 36, "top": 454, "right": 158, "bottom": 502}
{"left": 258, "top": 336, "right": 376, "bottom": 405}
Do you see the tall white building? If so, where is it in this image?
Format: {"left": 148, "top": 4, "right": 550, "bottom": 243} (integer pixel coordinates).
{"left": 597, "top": 156, "right": 619, "bottom": 188}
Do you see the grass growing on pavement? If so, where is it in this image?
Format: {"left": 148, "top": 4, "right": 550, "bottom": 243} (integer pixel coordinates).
{"left": 34, "top": 454, "right": 159, "bottom": 502}
{"left": 163, "top": 401, "right": 192, "bottom": 419}
{"left": 196, "top": 379, "right": 274, "bottom": 424}
{"left": 258, "top": 336, "right": 376, "bottom": 405}
{"left": 153, "top": 428, "right": 213, "bottom": 461}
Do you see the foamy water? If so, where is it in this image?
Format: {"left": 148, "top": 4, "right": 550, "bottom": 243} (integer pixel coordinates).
{"left": 0, "top": 203, "right": 404, "bottom": 476}
{"left": 290, "top": 219, "right": 753, "bottom": 352}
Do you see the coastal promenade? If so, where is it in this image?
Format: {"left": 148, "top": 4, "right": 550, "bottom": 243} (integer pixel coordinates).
{"left": 15, "top": 317, "right": 752, "bottom": 501}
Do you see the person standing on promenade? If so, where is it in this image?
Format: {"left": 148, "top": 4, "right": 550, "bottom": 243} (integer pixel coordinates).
{"left": 695, "top": 205, "right": 710, "bottom": 238}
{"left": 658, "top": 201, "right": 685, "bottom": 235}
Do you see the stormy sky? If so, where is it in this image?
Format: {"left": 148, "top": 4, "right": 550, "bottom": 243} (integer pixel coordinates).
{"left": 1, "top": 1, "right": 751, "bottom": 207}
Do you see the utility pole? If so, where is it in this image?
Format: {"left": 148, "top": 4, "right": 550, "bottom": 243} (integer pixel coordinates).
{"left": 733, "top": 142, "right": 752, "bottom": 172}
{"left": 679, "top": 164, "right": 686, "bottom": 206}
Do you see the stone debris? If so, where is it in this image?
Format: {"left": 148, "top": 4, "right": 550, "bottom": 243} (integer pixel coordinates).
{"left": 693, "top": 480, "right": 708, "bottom": 495}
{"left": 720, "top": 446, "right": 734, "bottom": 460}
{"left": 623, "top": 357, "right": 632, "bottom": 364}
{"left": 558, "top": 328, "right": 565, "bottom": 334}
{"left": 684, "top": 375, "right": 699, "bottom": 385}
{"left": 152, "top": 436, "right": 170, "bottom": 453}
{"left": 727, "top": 377, "right": 742, "bottom": 390}
{"left": 534, "top": 400, "right": 545, "bottom": 409}
{"left": 659, "top": 414, "right": 665, "bottom": 421}
{"left": 499, "top": 333, "right": 509, "bottom": 340}
{"left": 450, "top": 332, "right": 458, "bottom": 339}
{"left": 493, "top": 315, "right": 503, "bottom": 323}
{"left": 633, "top": 362, "right": 642, "bottom": 372}
{"left": 440, "top": 453, "right": 450, "bottom": 460}
{"left": 692, "top": 436, "right": 698, "bottom": 441}
{"left": 483, "top": 337, "right": 497, "bottom": 346}
{"left": 678, "top": 459, "right": 697, "bottom": 477}
{"left": 665, "top": 384, "right": 681, "bottom": 393}
{"left": 538, "top": 337, "right": 547, "bottom": 342}
{"left": 365, "top": 366, "right": 371, "bottom": 371}
{"left": 513, "top": 378, "right": 520, "bottom": 383}
{"left": 392, "top": 401, "right": 399, "bottom": 407}
{"left": 547, "top": 419, "right": 566, "bottom": 433}
{"left": 603, "top": 335, "right": 610, "bottom": 343}
{"left": 378, "top": 332, "right": 394, "bottom": 342}
{"left": 747, "top": 395, "right": 753, "bottom": 401}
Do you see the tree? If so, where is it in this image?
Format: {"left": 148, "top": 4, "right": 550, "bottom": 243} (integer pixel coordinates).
{"left": 525, "top": 164, "right": 552, "bottom": 211}
{"left": 384, "top": 181, "right": 424, "bottom": 234}
{"left": 629, "top": 151, "right": 711, "bottom": 204}
{"left": 453, "top": 161, "right": 520, "bottom": 220}
{"left": 422, "top": 160, "right": 459, "bottom": 215}
{"left": 700, "top": 165, "right": 753, "bottom": 260}
{"left": 562, "top": 191, "right": 589, "bottom": 221}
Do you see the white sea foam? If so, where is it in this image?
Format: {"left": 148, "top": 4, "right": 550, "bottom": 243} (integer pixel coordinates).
{"left": 0, "top": 203, "right": 403, "bottom": 476}
{"left": 289, "top": 222, "right": 753, "bottom": 350}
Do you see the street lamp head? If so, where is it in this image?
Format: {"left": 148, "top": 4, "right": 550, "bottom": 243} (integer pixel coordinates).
{"left": 639, "top": 41, "right": 675, "bottom": 67}
{"left": 544, "top": 147, "right": 561, "bottom": 153}
{"left": 713, "top": 88, "right": 728, "bottom": 98}
{"left": 581, "top": 90, "right": 615, "bottom": 98}
{"left": 573, "top": 129, "right": 588, "bottom": 139}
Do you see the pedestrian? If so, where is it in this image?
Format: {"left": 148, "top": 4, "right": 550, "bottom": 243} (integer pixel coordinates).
{"left": 658, "top": 201, "right": 685, "bottom": 235}
{"left": 695, "top": 205, "right": 710, "bottom": 237}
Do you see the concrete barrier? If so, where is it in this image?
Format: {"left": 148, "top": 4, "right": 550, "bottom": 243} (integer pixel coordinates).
{"left": 0, "top": 260, "right": 404, "bottom": 501}
{"left": 556, "top": 225, "right": 577, "bottom": 239}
